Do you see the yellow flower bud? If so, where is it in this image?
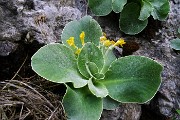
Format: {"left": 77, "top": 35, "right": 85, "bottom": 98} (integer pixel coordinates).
{"left": 80, "top": 31, "right": 85, "bottom": 46}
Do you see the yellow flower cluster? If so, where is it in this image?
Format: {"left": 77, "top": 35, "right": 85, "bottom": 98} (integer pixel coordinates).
{"left": 66, "top": 31, "right": 85, "bottom": 55}
{"left": 114, "top": 38, "right": 126, "bottom": 47}
{"left": 100, "top": 32, "right": 126, "bottom": 47}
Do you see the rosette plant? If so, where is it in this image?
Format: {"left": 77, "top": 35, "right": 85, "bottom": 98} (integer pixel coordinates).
{"left": 88, "top": 0, "right": 170, "bottom": 35}
{"left": 31, "top": 16, "right": 163, "bottom": 120}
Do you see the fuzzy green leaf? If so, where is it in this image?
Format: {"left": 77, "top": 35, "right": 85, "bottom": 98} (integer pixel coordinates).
{"left": 85, "top": 62, "right": 99, "bottom": 77}
{"left": 85, "top": 62, "right": 105, "bottom": 79}
{"left": 170, "top": 38, "right": 180, "bottom": 50}
{"left": 78, "top": 42, "right": 104, "bottom": 78}
{"left": 63, "top": 85, "right": 103, "bottom": 120}
{"left": 178, "top": 28, "right": 180, "bottom": 34}
{"left": 101, "top": 56, "right": 163, "bottom": 103}
{"left": 149, "top": 0, "right": 170, "bottom": 20}
{"left": 88, "top": 0, "right": 112, "bottom": 16}
{"left": 103, "top": 96, "right": 120, "bottom": 110}
{"left": 88, "top": 79, "right": 108, "bottom": 98}
{"left": 176, "top": 110, "right": 180, "bottom": 115}
{"left": 139, "top": 0, "right": 153, "bottom": 20}
{"left": 100, "top": 46, "right": 117, "bottom": 74}
{"left": 31, "top": 44, "right": 87, "bottom": 88}
{"left": 120, "top": 3, "right": 148, "bottom": 35}
{"left": 61, "top": 16, "right": 102, "bottom": 48}
{"left": 112, "top": 0, "right": 127, "bottom": 13}
{"left": 94, "top": 73, "right": 105, "bottom": 80}
{"left": 88, "top": 0, "right": 127, "bottom": 15}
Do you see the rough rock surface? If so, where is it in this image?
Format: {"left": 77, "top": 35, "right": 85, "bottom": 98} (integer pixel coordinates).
{"left": 101, "top": 104, "right": 141, "bottom": 120}
{"left": 146, "top": 1, "right": 180, "bottom": 119}
{"left": 93, "top": 0, "right": 180, "bottom": 120}
{"left": 0, "top": 0, "right": 81, "bottom": 56}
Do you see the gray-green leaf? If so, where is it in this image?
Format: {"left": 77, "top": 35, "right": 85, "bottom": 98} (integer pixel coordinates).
{"left": 88, "top": 79, "right": 108, "bottom": 98}
{"left": 139, "top": 0, "right": 153, "bottom": 20}
{"left": 112, "top": 0, "right": 127, "bottom": 13}
{"left": 61, "top": 16, "right": 102, "bottom": 48}
{"left": 85, "top": 62, "right": 99, "bottom": 77}
{"left": 120, "top": 3, "right": 148, "bottom": 35}
{"left": 170, "top": 38, "right": 180, "bottom": 50}
{"left": 88, "top": 0, "right": 127, "bottom": 15}
{"left": 63, "top": 85, "right": 103, "bottom": 120}
{"left": 31, "top": 44, "right": 87, "bottom": 88}
{"left": 101, "top": 56, "right": 163, "bottom": 103}
{"left": 100, "top": 46, "right": 117, "bottom": 74}
{"left": 103, "top": 96, "right": 120, "bottom": 110}
{"left": 88, "top": 0, "right": 112, "bottom": 16}
{"left": 149, "top": 0, "right": 170, "bottom": 20}
{"left": 78, "top": 42, "right": 104, "bottom": 78}
{"left": 176, "top": 109, "right": 180, "bottom": 115}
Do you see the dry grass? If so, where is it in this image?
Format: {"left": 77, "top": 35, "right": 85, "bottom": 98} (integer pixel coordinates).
{"left": 0, "top": 80, "right": 66, "bottom": 120}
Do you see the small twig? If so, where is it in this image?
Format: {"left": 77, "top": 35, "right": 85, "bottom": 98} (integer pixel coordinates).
{"left": 19, "top": 103, "right": 24, "bottom": 120}
{"left": 9, "top": 108, "right": 16, "bottom": 120}
{"left": 0, "top": 101, "right": 24, "bottom": 106}
{"left": 17, "top": 74, "right": 36, "bottom": 81}
{"left": 11, "top": 54, "right": 28, "bottom": 80}
{"left": 2, "top": 54, "right": 28, "bottom": 90}
{"left": 0, "top": 106, "right": 8, "bottom": 120}
{"left": 6, "top": 80, "right": 55, "bottom": 110}
{"left": 47, "top": 106, "right": 59, "bottom": 120}
{"left": 20, "top": 107, "right": 31, "bottom": 120}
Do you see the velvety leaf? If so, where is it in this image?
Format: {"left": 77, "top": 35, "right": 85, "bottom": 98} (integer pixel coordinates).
{"left": 85, "top": 62, "right": 99, "bottom": 77}
{"left": 85, "top": 62, "right": 105, "bottom": 79}
{"left": 94, "top": 73, "right": 105, "bottom": 80}
{"left": 103, "top": 96, "right": 120, "bottom": 110}
{"left": 100, "top": 46, "right": 117, "bottom": 74}
{"left": 170, "top": 38, "right": 180, "bottom": 50}
{"left": 176, "top": 110, "right": 180, "bottom": 115}
{"left": 88, "top": 79, "right": 108, "bottom": 98}
{"left": 112, "top": 0, "right": 127, "bottom": 13}
{"left": 149, "top": 0, "right": 170, "bottom": 20}
{"left": 88, "top": 0, "right": 127, "bottom": 15}
{"left": 178, "top": 28, "right": 180, "bottom": 34}
{"left": 139, "top": 0, "right": 153, "bottom": 20}
{"left": 78, "top": 42, "right": 104, "bottom": 78}
{"left": 63, "top": 85, "right": 103, "bottom": 120}
{"left": 101, "top": 56, "right": 163, "bottom": 103}
{"left": 88, "top": 0, "right": 112, "bottom": 16}
{"left": 120, "top": 3, "right": 148, "bottom": 35}
{"left": 31, "top": 44, "right": 87, "bottom": 88}
{"left": 61, "top": 16, "right": 102, "bottom": 48}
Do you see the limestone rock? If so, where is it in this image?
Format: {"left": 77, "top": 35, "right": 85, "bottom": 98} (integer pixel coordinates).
{"left": 101, "top": 104, "right": 141, "bottom": 120}
{"left": 0, "top": 0, "right": 81, "bottom": 56}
